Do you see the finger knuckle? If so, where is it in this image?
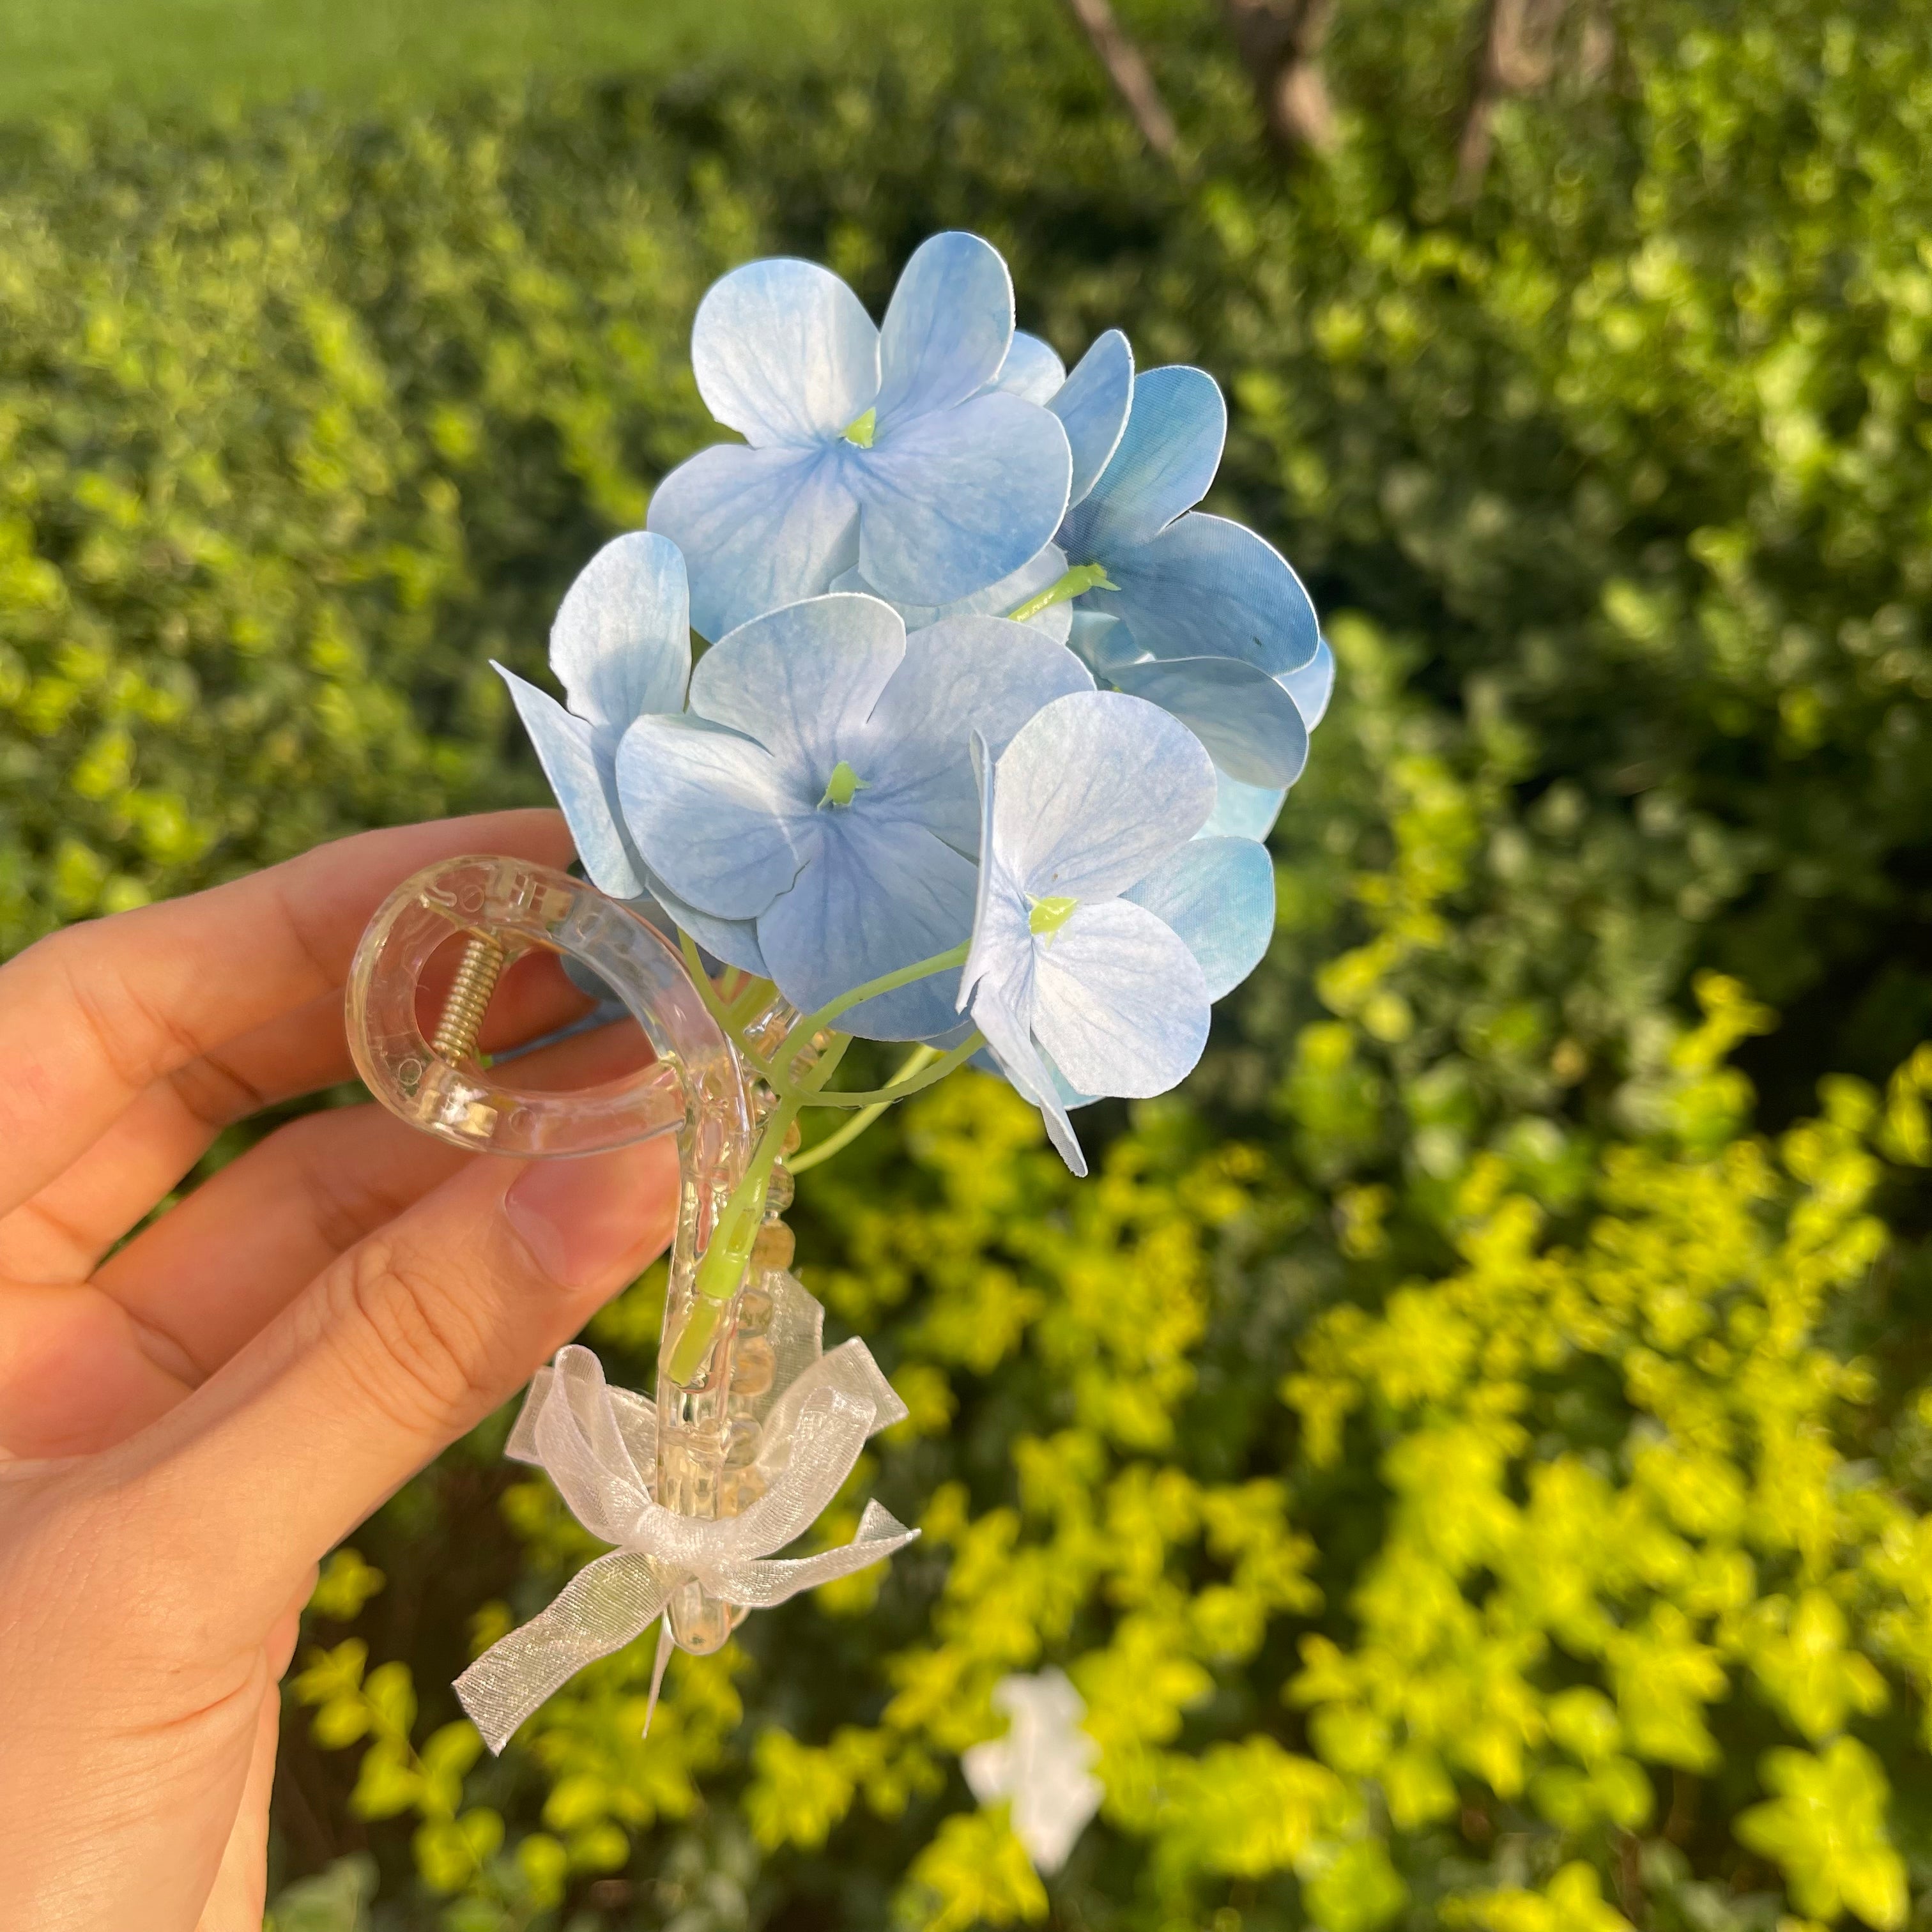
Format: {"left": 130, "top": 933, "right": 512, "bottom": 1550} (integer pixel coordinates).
{"left": 327, "top": 1234, "right": 497, "bottom": 1438}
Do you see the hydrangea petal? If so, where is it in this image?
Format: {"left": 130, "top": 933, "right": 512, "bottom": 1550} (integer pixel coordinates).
{"left": 1087, "top": 512, "right": 1321, "bottom": 677}
{"left": 990, "top": 691, "right": 1215, "bottom": 902}
{"left": 689, "top": 257, "right": 879, "bottom": 446}
{"left": 1030, "top": 897, "right": 1209, "bottom": 1098}
{"left": 1126, "top": 836, "right": 1275, "bottom": 1000}
{"left": 687, "top": 594, "right": 905, "bottom": 788}
{"left": 958, "top": 730, "right": 1009, "bottom": 1013}
{"left": 1061, "top": 365, "right": 1225, "bottom": 558}
{"left": 863, "top": 618, "right": 1093, "bottom": 852}
{"left": 831, "top": 544, "right": 1073, "bottom": 644}
{"left": 641, "top": 870, "right": 770, "bottom": 976}
{"left": 496, "top": 667, "right": 644, "bottom": 901}
{"left": 1106, "top": 654, "right": 1310, "bottom": 788}
{"left": 1284, "top": 634, "right": 1335, "bottom": 730}
{"left": 757, "top": 815, "right": 979, "bottom": 1040}
{"left": 616, "top": 715, "right": 818, "bottom": 920}
{"left": 972, "top": 983, "right": 1087, "bottom": 1176}
{"left": 647, "top": 442, "right": 859, "bottom": 641}
{"left": 992, "top": 331, "right": 1066, "bottom": 404}
{"left": 877, "top": 231, "right": 1015, "bottom": 420}
{"left": 549, "top": 532, "right": 691, "bottom": 732}
{"left": 1066, "top": 610, "right": 1142, "bottom": 680}
{"left": 855, "top": 390, "right": 1071, "bottom": 605}
{"left": 1202, "top": 769, "right": 1287, "bottom": 841}
{"left": 1050, "top": 329, "right": 1133, "bottom": 507}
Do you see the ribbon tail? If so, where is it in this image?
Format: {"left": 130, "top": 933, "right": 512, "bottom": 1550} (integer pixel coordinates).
{"left": 455, "top": 1549, "right": 675, "bottom": 1754}
{"left": 713, "top": 1500, "right": 921, "bottom": 1609}
{"left": 642, "top": 1618, "right": 676, "bottom": 1740}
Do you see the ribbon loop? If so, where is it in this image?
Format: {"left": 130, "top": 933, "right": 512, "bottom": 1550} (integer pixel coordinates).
{"left": 455, "top": 1297, "right": 916, "bottom": 1754}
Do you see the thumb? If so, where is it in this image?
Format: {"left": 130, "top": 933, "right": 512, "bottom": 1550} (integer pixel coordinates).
{"left": 121, "top": 1135, "right": 679, "bottom": 1625}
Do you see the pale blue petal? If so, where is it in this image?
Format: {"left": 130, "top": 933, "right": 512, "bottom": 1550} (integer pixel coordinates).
{"left": 496, "top": 666, "right": 644, "bottom": 900}
{"left": 647, "top": 442, "right": 859, "bottom": 641}
{"left": 1041, "top": 1048, "right": 1100, "bottom": 1112}
{"left": 757, "top": 816, "right": 979, "bottom": 1040}
{"left": 689, "top": 257, "right": 878, "bottom": 446}
{"left": 615, "top": 715, "right": 818, "bottom": 920}
{"left": 687, "top": 594, "right": 905, "bottom": 792}
{"left": 862, "top": 618, "right": 1092, "bottom": 852}
{"left": 549, "top": 532, "right": 691, "bottom": 732}
{"left": 1086, "top": 512, "right": 1321, "bottom": 678}
{"left": 877, "top": 232, "right": 1015, "bottom": 421}
{"left": 640, "top": 870, "right": 770, "bottom": 976}
{"left": 1031, "top": 896, "right": 1209, "bottom": 1098}
{"left": 1202, "top": 769, "right": 1287, "bottom": 841}
{"left": 991, "top": 690, "right": 1216, "bottom": 901}
{"left": 832, "top": 543, "right": 1073, "bottom": 644}
{"left": 958, "top": 730, "right": 1007, "bottom": 1013}
{"left": 990, "top": 331, "right": 1066, "bottom": 404}
{"left": 854, "top": 390, "right": 1071, "bottom": 606}
{"left": 1105, "top": 654, "right": 1310, "bottom": 788}
{"left": 970, "top": 982, "right": 1087, "bottom": 1176}
{"left": 1067, "top": 610, "right": 1142, "bottom": 680}
{"left": 1126, "top": 836, "right": 1275, "bottom": 1000}
{"left": 1050, "top": 329, "right": 1133, "bottom": 507}
{"left": 1061, "top": 365, "right": 1224, "bottom": 558}
{"left": 1284, "top": 635, "right": 1335, "bottom": 731}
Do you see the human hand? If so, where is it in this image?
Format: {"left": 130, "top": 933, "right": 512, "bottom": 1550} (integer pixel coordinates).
{"left": 0, "top": 813, "right": 680, "bottom": 1931}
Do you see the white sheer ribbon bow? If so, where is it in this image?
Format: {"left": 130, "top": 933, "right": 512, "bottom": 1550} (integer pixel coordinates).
{"left": 456, "top": 1339, "right": 916, "bottom": 1752}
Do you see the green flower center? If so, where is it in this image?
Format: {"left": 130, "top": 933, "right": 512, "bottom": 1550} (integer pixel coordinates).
{"left": 1028, "top": 894, "right": 1078, "bottom": 938}
{"left": 821, "top": 760, "right": 868, "bottom": 808}
{"left": 1004, "top": 560, "right": 1119, "bottom": 623}
{"left": 841, "top": 407, "right": 877, "bottom": 448}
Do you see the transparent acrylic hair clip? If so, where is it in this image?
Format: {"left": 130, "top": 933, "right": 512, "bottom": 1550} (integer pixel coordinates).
{"left": 346, "top": 855, "right": 912, "bottom": 1749}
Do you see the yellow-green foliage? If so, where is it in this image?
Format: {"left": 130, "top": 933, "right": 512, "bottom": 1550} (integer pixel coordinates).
{"left": 286, "top": 1018, "right": 1932, "bottom": 1930}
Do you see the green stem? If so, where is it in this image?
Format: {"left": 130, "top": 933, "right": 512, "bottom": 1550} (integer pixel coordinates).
{"left": 667, "top": 1035, "right": 852, "bottom": 1386}
{"left": 788, "top": 1045, "right": 941, "bottom": 1172}
{"left": 678, "top": 929, "right": 781, "bottom": 1085}
{"left": 778, "top": 940, "right": 971, "bottom": 1069}
{"left": 724, "top": 974, "right": 778, "bottom": 1031}
{"left": 793, "top": 1030, "right": 985, "bottom": 1108}
{"left": 1002, "top": 560, "right": 1117, "bottom": 624}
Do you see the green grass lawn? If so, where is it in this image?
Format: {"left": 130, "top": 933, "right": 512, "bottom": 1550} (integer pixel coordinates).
{"left": 0, "top": 0, "right": 921, "bottom": 124}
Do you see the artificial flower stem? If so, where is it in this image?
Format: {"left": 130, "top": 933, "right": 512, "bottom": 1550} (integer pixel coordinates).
{"left": 723, "top": 975, "right": 778, "bottom": 1031}
{"left": 793, "top": 1030, "right": 985, "bottom": 1109}
{"left": 788, "top": 1045, "right": 942, "bottom": 1173}
{"left": 1002, "top": 562, "right": 1118, "bottom": 624}
{"left": 669, "top": 1034, "right": 852, "bottom": 1384}
{"left": 678, "top": 929, "right": 782, "bottom": 1086}
{"left": 779, "top": 940, "right": 973, "bottom": 1068}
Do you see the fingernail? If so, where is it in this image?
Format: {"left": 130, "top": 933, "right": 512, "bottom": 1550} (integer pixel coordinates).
{"left": 503, "top": 1140, "right": 678, "bottom": 1289}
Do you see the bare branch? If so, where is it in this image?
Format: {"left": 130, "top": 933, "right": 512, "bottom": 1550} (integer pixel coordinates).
{"left": 1220, "top": 0, "right": 1341, "bottom": 157}
{"left": 1455, "top": 0, "right": 1572, "bottom": 199}
{"left": 1061, "top": 0, "right": 1181, "bottom": 162}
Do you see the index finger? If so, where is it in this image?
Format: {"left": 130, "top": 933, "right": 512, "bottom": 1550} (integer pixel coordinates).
{"left": 0, "top": 810, "right": 573, "bottom": 1222}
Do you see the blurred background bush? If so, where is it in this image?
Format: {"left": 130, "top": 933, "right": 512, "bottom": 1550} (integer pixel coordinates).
{"left": 3, "top": 1, "right": 1931, "bottom": 1927}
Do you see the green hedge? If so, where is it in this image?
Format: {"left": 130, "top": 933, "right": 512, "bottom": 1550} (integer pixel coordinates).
{"left": 6, "top": 3, "right": 1932, "bottom": 1928}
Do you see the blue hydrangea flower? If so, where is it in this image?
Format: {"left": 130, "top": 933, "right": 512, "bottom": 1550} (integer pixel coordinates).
{"left": 616, "top": 594, "right": 1092, "bottom": 1039}
{"left": 1046, "top": 366, "right": 1320, "bottom": 788}
{"left": 831, "top": 328, "right": 1137, "bottom": 643}
{"left": 957, "top": 689, "right": 1222, "bottom": 1174}
{"left": 646, "top": 234, "right": 1073, "bottom": 641}
{"left": 493, "top": 532, "right": 768, "bottom": 971}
